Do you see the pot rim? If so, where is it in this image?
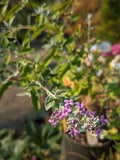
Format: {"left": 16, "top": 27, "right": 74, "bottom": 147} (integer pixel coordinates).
{"left": 63, "top": 133, "right": 112, "bottom": 148}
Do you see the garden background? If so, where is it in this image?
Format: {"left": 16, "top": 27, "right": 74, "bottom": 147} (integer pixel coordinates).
{"left": 0, "top": 0, "right": 120, "bottom": 160}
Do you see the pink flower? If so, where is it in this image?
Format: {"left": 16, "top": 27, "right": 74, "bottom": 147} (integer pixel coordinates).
{"left": 32, "top": 155, "right": 36, "bottom": 160}
{"left": 101, "top": 44, "right": 120, "bottom": 57}
{"left": 111, "top": 44, "right": 120, "bottom": 55}
{"left": 101, "top": 50, "right": 113, "bottom": 57}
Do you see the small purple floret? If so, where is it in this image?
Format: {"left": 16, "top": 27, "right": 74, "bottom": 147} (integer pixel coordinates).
{"left": 67, "top": 128, "right": 79, "bottom": 137}
{"left": 95, "top": 127, "right": 103, "bottom": 138}
{"left": 62, "top": 106, "right": 72, "bottom": 117}
{"left": 76, "top": 102, "right": 81, "bottom": 108}
{"left": 56, "top": 109, "right": 63, "bottom": 120}
{"left": 100, "top": 115, "right": 108, "bottom": 125}
{"left": 64, "top": 99, "right": 74, "bottom": 107}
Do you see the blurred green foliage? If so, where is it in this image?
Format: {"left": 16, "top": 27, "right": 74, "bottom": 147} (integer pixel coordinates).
{"left": 106, "top": 106, "right": 120, "bottom": 153}
{"left": 97, "top": 0, "right": 120, "bottom": 44}
{"left": 0, "top": 123, "right": 62, "bottom": 160}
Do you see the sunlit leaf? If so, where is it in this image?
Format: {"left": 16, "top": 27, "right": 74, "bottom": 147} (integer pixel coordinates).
{"left": 30, "top": 24, "right": 46, "bottom": 41}
{"left": 5, "top": 4, "right": 24, "bottom": 21}
{"left": 4, "top": 53, "right": 11, "bottom": 65}
{"left": 0, "top": 2, "right": 9, "bottom": 22}
{"left": 20, "top": 47, "right": 34, "bottom": 55}
{"left": 44, "top": 47, "right": 57, "bottom": 66}
{"left": 0, "top": 82, "right": 13, "bottom": 99}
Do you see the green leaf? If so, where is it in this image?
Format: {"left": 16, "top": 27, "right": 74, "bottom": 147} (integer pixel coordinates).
{"left": 31, "top": 88, "right": 41, "bottom": 110}
{"left": 21, "top": 31, "right": 31, "bottom": 49}
{"left": 34, "top": 52, "right": 41, "bottom": 63}
{"left": 1, "top": 34, "right": 9, "bottom": 48}
{"left": 0, "top": 0, "right": 9, "bottom": 4}
{"left": 44, "top": 47, "right": 56, "bottom": 66}
{"left": 55, "top": 89, "right": 67, "bottom": 97}
{"left": 1, "top": 71, "right": 19, "bottom": 84}
{"left": 41, "top": 124, "right": 51, "bottom": 142}
{"left": 25, "top": 122, "right": 40, "bottom": 137}
{"left": 36, "top": 14, "right": 44, "bottom": 27}
{"left": 0, "top": 2, "right": 9, "bottom": 22}
{"left": 20, "top": 48, "right": 34, "bottom": 55}
{"left": 59, "top": 64, "right": 70, "bottom": 80}
{"left": 63, "top": 37, "right": 74, "bottom": 47}
{"left": 28, "top": 0, "right": 39, "bottom": 7}
{"left": 75, "top": 25, "right": 81, "bottom": 35}
{"left": 16, "top": 91, "right": 30, "bottom": 97}
{"left": 47, "top": 126, "right": 59, "bottom": 138}
{"left": 13, "top": 140, "right": 25, "bottom": 154}
{"left": 108, "top": 133, "right": 120, "bottom": 140}
{"left": 45, "top": 101, "right": 53, "bottom": 111}
{"left": 42, "top": 68, "right": 51, "bottom": 79}
{"left": 8, "top": 153, "right": 22, "bottom": 160}
{"left": 4, "top": 53, "right": 11, "bottom": 65}
{"left": 38, "top": 74, "right": 44, "bottom": 86}
{"left": 72, "top": 82, "right": 82, "bottom": 96}
{"left": 0, "top": 50, "right": 4, "bottom": 57}
{"left": 0, "top": 129, "right": 11, "bottom": 140}
{"left": 71, "top": 15, "right": 80, "bottom": 22}
{"left": 47, "top": 132, "right": 62, "bottom": 145}
{"left": 0, "top": 74, "right": 5, "bottom": 83}
{"left": 8, "top": 15, "right": 15, "bottom": 26}
{"left": 0, "top": 82, "right": 13, "bottom": 99}
{"left": 45, "top": 96, "right": 54, "bottom": 111}
{"left": 113, "top": 143, "right": 120, "bottom": 151}
{"left": 24, "top": 121, "right": 42, "bottom": 146}
{"left": 53, "top": 0, "right": 72, "bottom": 17}
{"left": 41, "top": 124, "right": 62, "bottom": 145}
{"left": 5, "top": 4, "right": 24, "bottom": 21}
{"left": 30, "top": 24, "right": 46, "bottom": 41}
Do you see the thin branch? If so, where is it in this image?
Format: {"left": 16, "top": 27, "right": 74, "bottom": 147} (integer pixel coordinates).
{"left": 31, "top": 80, "right": 56, "bottom": 98}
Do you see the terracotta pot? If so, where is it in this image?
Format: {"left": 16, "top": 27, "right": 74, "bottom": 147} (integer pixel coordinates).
{"left": 61, "top": 134, "right": 112, "bottom": 160}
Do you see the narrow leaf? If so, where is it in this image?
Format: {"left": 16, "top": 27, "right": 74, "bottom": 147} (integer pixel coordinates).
{"left": 0, "top": 82, "right": 13, "bottom": 99}
{"left": 44, "top": 47, "right": 56, "bottom": 66}
{"left": 60, "top": 65, "right": 70, "bottom": 80}
{"left": 54, "top": 0, "right": 72, "bottom": 15}
{"left": 4, "top": 53, "right": 11, "bottom": 65}
{"left": 8, "top": 15, "right": 15, "bottom": 26}
{"left": 30, "top": 24, "right": 46, "bottom": 41}
{"left": 20, "top": 48, "right": 34, "bottom": 55}
{"left": 0, "top": 0, "right": 9, "bottom": 4}
{"left": 0, "top": 3, "right": 9, "bottom": 22}
{"left": 5, "top": 4, "right": 23, "bottom": 21}
{"left": 31, "top": 88, "right": 41, "bottom": 110}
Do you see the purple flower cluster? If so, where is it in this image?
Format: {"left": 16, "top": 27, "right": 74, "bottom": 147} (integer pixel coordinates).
{"left": 48, "top": 99, "right": 108, "bottom": 139}
{"left": 48, "top": 99, "right": 73, "bottom": 126}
